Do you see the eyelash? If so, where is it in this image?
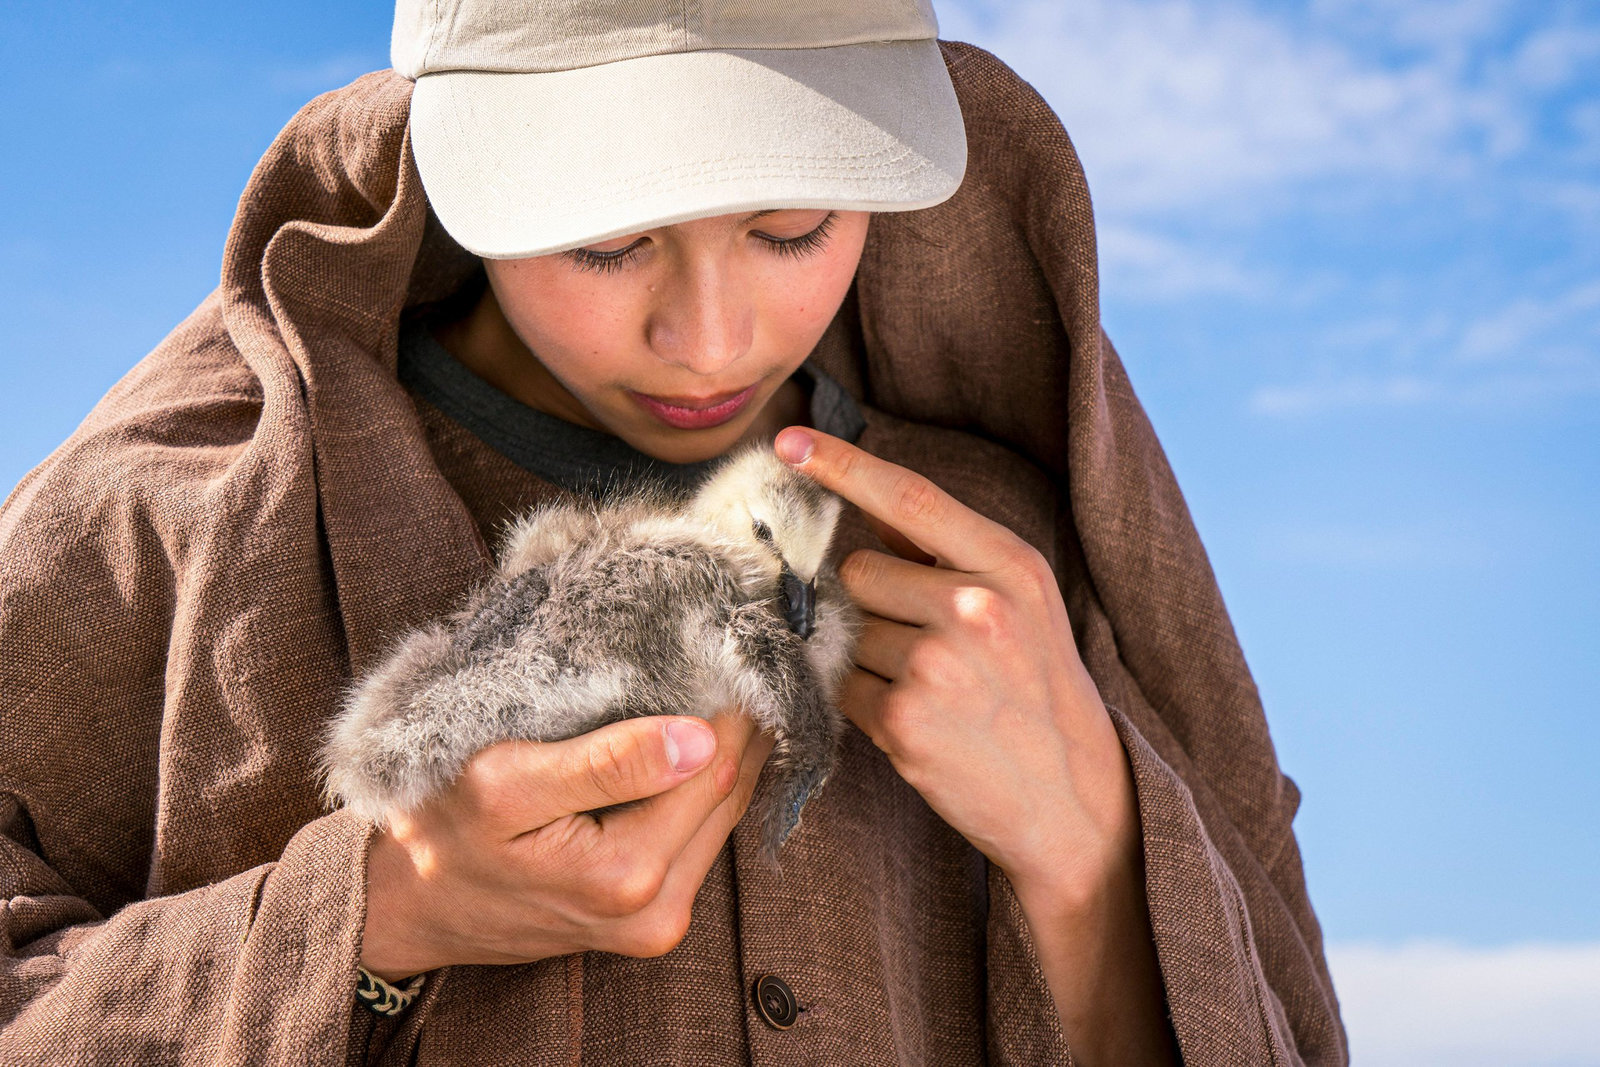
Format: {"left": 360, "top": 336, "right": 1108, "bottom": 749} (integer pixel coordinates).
{"left": 561, "top": 212, "right": 840, "bottom": 275}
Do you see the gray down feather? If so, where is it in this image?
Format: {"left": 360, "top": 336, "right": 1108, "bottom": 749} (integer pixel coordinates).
{"left": 319, "top": 446, "right": 859, "bottom": 860}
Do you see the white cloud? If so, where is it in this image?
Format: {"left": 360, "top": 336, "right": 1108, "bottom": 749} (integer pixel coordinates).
{"left": 1097, "top": 224, "right": 1264, "bottom": 299}
{"left": 940, "top": 0, "right": 1598, "bottom": 409}
{"left": 1455, "top": 278, "right": 1600, "bottom": 364}
{"left": 1308, "top": 0, "right": 1513, "bottom": 58}
{"left": 1250, "top": 277, "right": 1600, "bottom": 414}
{"left": 1507, "top": 25, "right": 1600, "bottom": 93}
{"left": 938, "top": 0, "right": 1520, "bottom": 219}
{"left": 1248, "top": 377, "right": 1428, "bottom": 416}
{"left": 1329, "top": 941, "right": 1600, "bottom": 1067}
{"left": 1248, "top": 366, "right": 1600, "bottom": 415}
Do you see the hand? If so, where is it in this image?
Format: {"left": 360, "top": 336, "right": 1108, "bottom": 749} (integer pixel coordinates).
{"left": 774, "top": 427, "right": 1136, "bottom": 895}
{"left": 775, "top": 428, "right": 1175, "bottom": 1064}
{"left": 360, "top": 710, "right": 773, "bottom": 982}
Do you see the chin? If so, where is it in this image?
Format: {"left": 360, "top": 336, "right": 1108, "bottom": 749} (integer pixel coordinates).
{"left": 632, "top": 428, "right": 747, "bottom": 466}
{"left": 633, "top": 435, "right": 739, "bottom": 467}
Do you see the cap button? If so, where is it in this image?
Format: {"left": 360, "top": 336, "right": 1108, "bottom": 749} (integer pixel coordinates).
{"left": 752, "top": 973, "right": 800, "bottom": 1030}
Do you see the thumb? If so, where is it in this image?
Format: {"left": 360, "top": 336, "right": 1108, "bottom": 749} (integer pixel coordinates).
{"left": 541, "top": 716, "right": 717, "bottom": 816}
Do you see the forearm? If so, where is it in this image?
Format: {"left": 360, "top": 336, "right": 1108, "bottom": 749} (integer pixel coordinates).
{"left": 1012, "top": 842, "right": 1178, "bottom": 1066}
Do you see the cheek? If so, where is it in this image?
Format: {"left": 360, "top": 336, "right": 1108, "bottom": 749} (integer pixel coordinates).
{"left": 813, "top": 217, "right": 870, "bottom": 313}
{"left": 488, "top": 261, "right": 635, "bottom": 377}
{"left": 773, "top": 229, "right": 867, "bottom": 333}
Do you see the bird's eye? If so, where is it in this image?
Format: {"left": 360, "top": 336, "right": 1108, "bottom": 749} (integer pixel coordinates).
{"left": 752, "top": 519, "right": 774, "bottom": 543}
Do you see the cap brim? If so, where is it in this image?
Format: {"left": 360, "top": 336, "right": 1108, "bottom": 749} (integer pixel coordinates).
{"left": 409, "top": 39, "right": 967, "bottom": 259}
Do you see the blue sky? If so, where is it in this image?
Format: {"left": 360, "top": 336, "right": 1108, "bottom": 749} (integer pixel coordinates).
{"left": 4, "top": 2, "right": 1597, "bottom": 1062}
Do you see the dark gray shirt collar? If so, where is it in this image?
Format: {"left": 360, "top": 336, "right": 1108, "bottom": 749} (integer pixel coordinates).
{"left": 397, "top": 319, "right": 865, "bottom": 497}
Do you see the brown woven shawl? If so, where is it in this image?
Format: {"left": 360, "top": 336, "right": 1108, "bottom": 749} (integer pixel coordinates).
{"left": 0, "top": 41, "right": 1345, "bottom": 1066}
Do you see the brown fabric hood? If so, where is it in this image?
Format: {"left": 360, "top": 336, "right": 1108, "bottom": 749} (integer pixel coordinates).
{"left": 225, "top": 45, "right": 1294, "bottom": 878}
{"left": 0, "top": 40, "right": 1344, "bottom": 1065}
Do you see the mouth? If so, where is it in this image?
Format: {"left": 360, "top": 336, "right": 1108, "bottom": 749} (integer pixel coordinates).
{"left": 629, "top": 384, "right": 759, "bottom": 430}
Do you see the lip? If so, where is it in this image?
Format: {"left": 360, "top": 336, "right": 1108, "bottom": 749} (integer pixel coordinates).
{"left": 630, "top": 384, "right": 759, "bottom": 430}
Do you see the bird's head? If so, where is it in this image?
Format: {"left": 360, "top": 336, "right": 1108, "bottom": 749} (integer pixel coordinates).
{"left": 690, "top": 446, "right": 843, "bottom": 639}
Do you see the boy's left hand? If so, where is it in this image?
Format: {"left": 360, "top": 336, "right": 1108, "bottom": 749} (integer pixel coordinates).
{"left": 774, "top": 427, "right": 1139, "bottom": 899}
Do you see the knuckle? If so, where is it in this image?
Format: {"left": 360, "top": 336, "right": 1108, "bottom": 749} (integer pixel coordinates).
{"left": 460, "top": 743, "right": 504, "bottom": 787}
{"left": 903, "top": 642, "right": 954, "bottom": 688}
{"left": 711, "top": 756, "right": 740, "bottom": 800}
{"left": 875, "top": 690, "right": 920, "bottom": 745}
{"left": 598, "top": 859, "right": 669, "bottom": 918}
{"left": 892, "top": 477, "right": 942, "bottom": 526}
{"left": 620, "top": 904, "right": 695, "bottom": 958}
{"left": 581, "top": 735, "right": 639, "bottom": 804}
{"left": 1008, "top": 542, "right": 1056, "bottom": 596}
{"left": 950, "top": 586, "right": 1013, "bottom": 643}
{"left": 950, "top": 584, "right": 1002, "bottom": 620}
{"left": 453, "top": 761, "right": 497, "bottom": 814}
{"left": 457, "top": 742, "right": 527, "bottom": 817}
{"left": 837, "top": 549, "right": 879, "bottom": 590}
{"left": 461, "top": 741, "right": 511, "bottom": 791}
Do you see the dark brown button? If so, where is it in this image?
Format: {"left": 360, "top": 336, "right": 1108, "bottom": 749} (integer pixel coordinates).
{"left": 752, "top": 973, "right": 800, "bottom": 1030}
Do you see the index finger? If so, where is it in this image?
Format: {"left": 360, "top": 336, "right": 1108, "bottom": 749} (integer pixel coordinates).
{"left": 774, "top": 426, "right": 1015, "bottom": 573}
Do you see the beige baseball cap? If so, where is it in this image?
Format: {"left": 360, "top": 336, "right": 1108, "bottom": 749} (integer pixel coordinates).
{"left": 393, "top": 0, "right": 968, "bottom": 259}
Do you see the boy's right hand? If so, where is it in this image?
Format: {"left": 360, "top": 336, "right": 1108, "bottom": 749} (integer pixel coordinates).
{"left": 359, "top": 710, "right": 772, "bottom": 982}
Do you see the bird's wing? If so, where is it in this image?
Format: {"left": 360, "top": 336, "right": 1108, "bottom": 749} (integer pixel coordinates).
{"left": 450, "top": 568, "right": 552, "bottom": 655}
{"left": 498, "top": 502, "right": 605, "bottom": 575}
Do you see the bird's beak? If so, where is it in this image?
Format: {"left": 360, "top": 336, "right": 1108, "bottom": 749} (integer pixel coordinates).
{"left": 780, "top": 566, "right": 817, "bottom": 639}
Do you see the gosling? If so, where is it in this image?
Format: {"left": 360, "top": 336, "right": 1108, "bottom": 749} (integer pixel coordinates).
{"left": 320, "top": 445, "right": 858, "bottom": 860}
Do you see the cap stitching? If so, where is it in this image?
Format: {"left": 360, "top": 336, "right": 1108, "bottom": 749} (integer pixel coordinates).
{"left": 418, "top": 32, "right": 940, "bottom": 76}
{"left": 422, "top": 0, "right": 445, "bottom": 73}
{"left": 432, "top": 70, "right": 943, "bottom": 212}
{"left": 464, "top": 152, "right": 938, "bottom": 224}
{"left": 448, "top": 74, "right": 930, "bottom": 167}
{"left": 464, "top": 139, "right": 933, "bottom": 214}
{"left": 432, "top": 75, "right": 943, "bottom": 223}
{"left": 416, "top": 33, "right": 960, "bottom": 243}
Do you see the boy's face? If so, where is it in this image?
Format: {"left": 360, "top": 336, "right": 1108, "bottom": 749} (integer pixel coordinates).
{"left": 482, "top": 209, "right": 870, "bottom": 465}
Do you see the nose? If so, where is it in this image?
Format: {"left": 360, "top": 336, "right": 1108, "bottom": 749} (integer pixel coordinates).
{"left": 647, "top": 255, "right": 754, "bottom": 377}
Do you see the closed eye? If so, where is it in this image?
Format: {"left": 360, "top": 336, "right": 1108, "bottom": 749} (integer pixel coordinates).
{"left": 562, "top": 212, "right": 839, "bottom": 275}
{"left": 752, "top": 519, "right": 774, "bottom": 543}
{"left": 561, "top": 238, "right": 647, "bottom": 275}
{"left": 754, "top": 212, "right": 838, "bottom": 260}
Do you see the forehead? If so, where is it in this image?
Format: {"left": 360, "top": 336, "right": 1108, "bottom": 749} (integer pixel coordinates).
{"left": 761, "top": 473, "right": 830, "bottom": 515}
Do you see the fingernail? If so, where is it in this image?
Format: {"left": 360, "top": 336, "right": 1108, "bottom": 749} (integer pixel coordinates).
{"left": 664, "top": 720, "right": 715, "bottom": 772}
{"left": 775, "top": 428, "right": 813, "bottom": 465}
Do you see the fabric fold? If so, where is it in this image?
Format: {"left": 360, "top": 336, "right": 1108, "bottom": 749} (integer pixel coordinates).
{"left": 0, "top": 809, "right": 374, "bottom": 1066}
{"left": 984, "top": 864, "right": 1074, "bottom": 1065}
{"left": 1, "top": 38, "right": 1345, "bottom": 1065}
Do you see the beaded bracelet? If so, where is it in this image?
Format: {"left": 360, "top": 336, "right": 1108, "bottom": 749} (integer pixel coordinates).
{"left": 356, "top": 966, "right": 426, "bottom": 1016}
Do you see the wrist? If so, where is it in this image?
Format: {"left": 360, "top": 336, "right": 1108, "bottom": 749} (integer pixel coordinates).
{"left": 1006, "top": 821, "right": 1141, "bottom": 931}
{"left": 360, "top": 825, "right": 445, "bottom": 983}
{"left": 1006, "top": 820, "right": 1172, "bottom": 1067}
{"left": 1007, "top": 737, "right": 1142, "bottom": 913}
